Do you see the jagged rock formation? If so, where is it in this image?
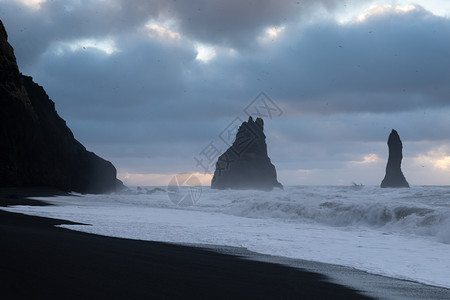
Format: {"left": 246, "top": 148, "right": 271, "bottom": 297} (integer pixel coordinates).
{"left": 381, "top": 129, "right": 409, "bottom": 188}
{"left": 0, "top": 20, "right": 124, "bottom": 193}
{"left": 211, "top": 117, "right": 282, "bottom": 191}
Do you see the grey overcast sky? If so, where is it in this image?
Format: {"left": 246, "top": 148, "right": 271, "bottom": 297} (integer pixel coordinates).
{"left": 2, "top": 0, "right": 450, "bottom": 186}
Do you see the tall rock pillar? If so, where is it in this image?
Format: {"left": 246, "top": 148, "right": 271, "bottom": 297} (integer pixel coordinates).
{"left": 381, "top": 129, "right": 409, "bottom": 188}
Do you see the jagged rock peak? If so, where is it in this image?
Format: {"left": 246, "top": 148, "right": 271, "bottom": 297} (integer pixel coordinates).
{"left": 211, "top": 116, "right": 282, "bottom": 191}
{"left": 380, "top": 129, "right": 409, "bottom": 188}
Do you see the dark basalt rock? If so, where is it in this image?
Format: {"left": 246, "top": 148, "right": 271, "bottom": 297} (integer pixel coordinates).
{"left": 211, "top": 116, "right": 282, "bottom": 191}
{"left": 0, "top": 20, "right": 124, "bottom": 193}
{"left": 380, "top": 129, "right": 409, "bottom": 188}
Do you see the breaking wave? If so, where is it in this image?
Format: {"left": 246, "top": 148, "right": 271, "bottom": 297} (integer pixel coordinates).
{"left": 218, "top": 186, "right": 450, "bottom": 244}
{"left": 114, "top": 185, "right": 450, "bottom": 244}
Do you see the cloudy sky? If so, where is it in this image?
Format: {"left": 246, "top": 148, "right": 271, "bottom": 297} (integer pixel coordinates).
{"left": 2, "top": 0, "right": 450, "bottom": 186}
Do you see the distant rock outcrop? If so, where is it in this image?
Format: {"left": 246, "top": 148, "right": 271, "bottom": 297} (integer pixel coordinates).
{"left": 381, "top": 129, "right": 409, "bottom": 188}
{"left": 0, "top": 20, "right": 124, "bottom": 193}
{"left": 211, "top": 116, "right": 282, "bottom": 191}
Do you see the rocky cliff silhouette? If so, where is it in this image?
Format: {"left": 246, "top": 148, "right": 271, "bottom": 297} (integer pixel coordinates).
{"left": 0, "top": 20, "right": 123, "bottom": 193}
{"left": 380, "top": 129, "right": 409, "bottom": 188}
{"left": 211, "top": 116, "right": 282, "bottom": 191}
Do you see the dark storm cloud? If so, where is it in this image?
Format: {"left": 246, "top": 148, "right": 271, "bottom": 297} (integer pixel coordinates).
{"left": 143, "top": 0, "right": 347, "bottom": 48}
{"left": 37, "top": 33, "right": 195, "bottom": 113}
{"left": 6, "top": 3, "right": 450, "bottom": 145}
{"left": 1, "top": 0, "right": 361, "bottom": 69}
{"left": 5, "top": 2, "right": 449, "bottom": 118}
{"left": 267, "top": 109, "right": 450, "bottom": 145}
{"left": 208, "top": 5, "right": 450, "bottom": 114}
{"left": 1, "top": 0, "right": 131, "bottom": 67}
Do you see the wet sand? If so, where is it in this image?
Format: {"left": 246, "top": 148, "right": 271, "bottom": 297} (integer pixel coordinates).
{"left": 3, "top": 188, "right": 450, "bottom": 299}
{"left": 0, "top": 189, "right": 369, "bottom": 299}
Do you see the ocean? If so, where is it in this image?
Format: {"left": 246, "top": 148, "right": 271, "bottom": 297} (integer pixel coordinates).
{"left": 3, "top": 185, "right": 450, "bottom": 291}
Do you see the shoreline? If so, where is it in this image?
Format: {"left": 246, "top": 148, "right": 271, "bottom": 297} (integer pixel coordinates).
{"left": 0, "top": 213, "right": 369, "bottom": 299}
{"left": 0, "top": 188, "right": 370, "bottom": 299}
{"left": 221, "top": 245, "right": 450, "bottom": 300}
{"left": 2, "top": 188, "right": 450, "bottom": 299}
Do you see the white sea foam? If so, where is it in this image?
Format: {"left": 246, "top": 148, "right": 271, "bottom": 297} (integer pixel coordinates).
{"left": 219, "top": 186, "right": 450, "bottom": 244}
{"left": 3, "top": 185, "right": 450, "bottom": 289}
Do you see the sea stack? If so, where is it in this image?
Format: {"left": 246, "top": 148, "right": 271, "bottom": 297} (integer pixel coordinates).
{"left": 0, "top": 20, "right": 123, "bottom": 193}
{"left": 211, "top": 117, "right": 282, "bottom": 191}
{"left": 380, "top": 129, "right": 409, "bottom": 188}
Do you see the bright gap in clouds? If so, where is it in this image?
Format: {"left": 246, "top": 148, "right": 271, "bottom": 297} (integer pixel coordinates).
{"left": 356, "top": 4, "right": 417, "bottom": 23}
{"left": 337, "top": 4, "right": 416, "bottom": 24}
{"left": 145, "top": 23, "right": 181, "bottom": 42}
{"left": 415, "top": 147, "right": 450, "bottom": 170}
{"left": 55, "top": 38, "right": 118, "bottom": 55}
{"left": 195, "top": 44, "right": 216, "bottom": 63}
{"left": 119, "top": 172, "right": 212, "bottom": 187}
{"left": 258, "top": 26, "right": 285, "bottom": 44}
{"left": 384, "top": 0, "right": 450, "bottom": 17}
{"left": 17, "top": 0, "right": 46, "bottom": 10}
{"left": 353, "top": 153, "right": 380, "bottom": 164}
{"left": 337, "top": 1, "right": 450, "bottom": 24}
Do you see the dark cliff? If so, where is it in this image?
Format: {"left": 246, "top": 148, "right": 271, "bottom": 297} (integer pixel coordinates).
{"left": 380, "top": 129, "right": 409, "bottom": 188}
{"left": 211, "top": 116, "right": 282, "bottom": 191}
{"left": 0, "top": 20, "right": 123, "bottom": 193}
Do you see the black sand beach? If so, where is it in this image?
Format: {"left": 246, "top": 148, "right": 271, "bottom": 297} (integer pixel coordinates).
{"left": 0, "top": 190, "right": 371, "bottom": 299}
